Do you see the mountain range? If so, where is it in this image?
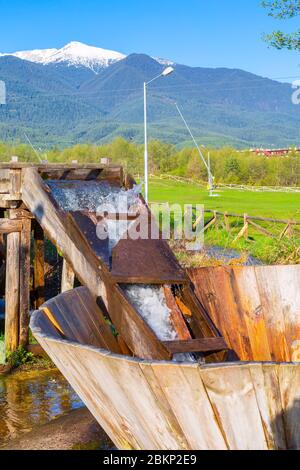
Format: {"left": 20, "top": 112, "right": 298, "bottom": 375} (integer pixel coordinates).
{"left": 0, "top": 41, "right": 298, "bottom": 148}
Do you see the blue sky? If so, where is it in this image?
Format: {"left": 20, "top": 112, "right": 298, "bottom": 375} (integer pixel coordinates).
{"left": 0, "top": 0, "right": 299, "bottom": 80}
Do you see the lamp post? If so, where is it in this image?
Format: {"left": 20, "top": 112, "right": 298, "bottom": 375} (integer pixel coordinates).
{"left": 144, "top": 66, "right": 174, "bottom": 203}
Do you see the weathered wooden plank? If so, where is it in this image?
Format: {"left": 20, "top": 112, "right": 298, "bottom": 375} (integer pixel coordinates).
{"left": 152, "top": 362, "right": 227, "bottom": 450}
{"left": 39, "top": 166, "right": 123, "bottom": 184}
{"left": 0, "top": 219, "right": 22, "bottom": 233}
{"left": 200, "top": 364, "right": 268, "bottom": 450}
{"left": 231, "top": 267, "right": 272, "bottom": 361}
{"left": 21, "top": 168, "right": 103, "bottom": 298}
{"left": 19, "top": 219, "right": 31, "bottom": 347}
{"left": 97, "top": 355, "right": 188, "bottom": 450}
{"left": 254, "top": 266, "right": 290, "bottom": 362}
{"left": 61, "top": 259, "right": 75, "bottom": 293}
{"left": 0, "top": 181, "right": 11, "bottom": 194}
{"left": 163, "top": 338, "right": 228, "bottom": 354}
{"left": 139, "top": 361, "right": 190, "bottom": 449}
{"left": 10, "top": 169, "right": 22, "bottom": 200}
{"left": 42, "top": 287, "right": 121, "bottom": 354}
{"left": 188, "top": 267, "right": 225, "bottom": 345}
{"left": 189, "top": 266, "right": 300, "bottom": 363}
{"left": 274, "top": 265, "right": 300, "bottom": 361}
{"left": 179, "top": 285, "right": 223, "bottom": 341}
{"left": 249, "top": 363, "right": 286, "bottom": 450}
{"left": 163, "top": 286, "right": 191, "bottom": 340}
{"left": 5, "top": 231, "right": 20, "bottom": 353}
{"left": 30, "top": 300, "right": 300, "bottom": 451}
{"left": 33, "top": 222, "right": 45, "bottom": 309}
{"left": 278, "top": 363, "right": 300, "bottom": 450}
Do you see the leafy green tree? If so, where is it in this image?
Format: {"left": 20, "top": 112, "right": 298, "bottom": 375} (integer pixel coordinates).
{"left": 262, "top": 0, "right": 300, "bottom": 50}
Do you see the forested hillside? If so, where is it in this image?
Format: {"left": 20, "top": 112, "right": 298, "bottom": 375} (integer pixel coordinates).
{"left": 0, "top": 138, "right": 299, "bottom": 187}
{"left": 0, "top": 53, "right": 299, "bottom": 148}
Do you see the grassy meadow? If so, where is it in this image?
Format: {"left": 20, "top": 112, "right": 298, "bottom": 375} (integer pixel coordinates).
{"left": 148, "top": 177, "right": 300, "bottom": 265}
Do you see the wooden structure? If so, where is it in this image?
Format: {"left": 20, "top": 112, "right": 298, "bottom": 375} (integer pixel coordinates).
{"left": 193, "top": 209, "right": 300, "bottom": 241}
{"left": 31, "top": 274, "right": 300, "bottom": 450}
{"left": 189, "top": 265, "right": 300, "bottom": 363}
{"left": 0, "top": 161, "right": 227, "bottom": 361}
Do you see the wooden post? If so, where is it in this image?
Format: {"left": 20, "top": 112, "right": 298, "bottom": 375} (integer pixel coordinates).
{"left": 234, "top": 214, "right": 249, "bottom": 243}
{"left": 224, "top": 212, "right": 231, "bottom": 233}
{"left": 19, "top": 219, "right": 31, "bottom": 347}
{"left": 287, "top": 220, "right": 293, "bottom": 239}
{"left": 33, "top": 222, "right": 45, "bottom": 309}
{"left": 5, "top": 231, "right": 20, "bottom": 353}
{"left": 61, "top": 259, "right": 75, "bottom": 293}
{"left": 244, "top": 214, "right": 249, "bottom": 240}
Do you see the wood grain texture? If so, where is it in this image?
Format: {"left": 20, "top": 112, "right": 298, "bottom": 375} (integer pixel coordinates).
{"left": 19, "top": 219, "right": 31, "bottom": 346}
{"left": 61, "top": 260, "right": 75, "bottom": 293}
{"left": 188, "top": 265, "right": 300, "bottom": 362}
{"left": 30, "top": 287, "right": 300, "bottom": 450}
{"left": 5, "top": 231, "right": 20, "bottom": 352}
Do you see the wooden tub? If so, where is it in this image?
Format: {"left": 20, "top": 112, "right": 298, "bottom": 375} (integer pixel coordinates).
{"left": 30, "top": 266, "right": 300, "bottom": 450}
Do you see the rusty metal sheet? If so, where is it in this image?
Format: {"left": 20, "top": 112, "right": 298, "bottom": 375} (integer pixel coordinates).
{"left": 70, "top": 211, "right": 110, "bottom": 266}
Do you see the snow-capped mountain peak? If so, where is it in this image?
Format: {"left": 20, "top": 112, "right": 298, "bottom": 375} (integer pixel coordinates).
{"left": 0, "top": 41, "right": 126, "bottom": 73}
{"left": 0, "top": 41, "right": 176, "bottom": 74}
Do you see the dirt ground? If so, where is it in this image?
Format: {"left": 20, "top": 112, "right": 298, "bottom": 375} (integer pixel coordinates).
{"left": 1, "top": 407, "right": 113, "bottom": 451}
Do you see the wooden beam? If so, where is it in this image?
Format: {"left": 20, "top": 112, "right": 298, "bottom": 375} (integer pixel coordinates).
{"left": 248, "top": 219, "right": 275, "bottom": 238}
{"left": 164, "top": 286, "right": 191, "bottom": 340}
{"left": 33, "top": 222, "right": 45, "bottom": 309}
{"left": 163, "top": 338, "right": 228, "bottom": 354}
{"left": 5, "top": 231, "right": 20, "bottom": 353}
{"left": 0, "top": 219, "right": 22, "bottom": 233}
{"left": 224, "top": 212, "right": 231, "bottom": 233}
{"left": 61, "top": 259, "right": 75, "bottom": 293}
{"left": 19, "top": 219, "right": 31, "bottom": 347}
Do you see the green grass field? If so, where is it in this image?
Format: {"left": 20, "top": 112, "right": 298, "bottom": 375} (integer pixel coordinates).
{"left": 149, "top": 177, "right": 300, "bottom": 220}
{"left": 148, "top": 177, "right": 300, "bottom": 264}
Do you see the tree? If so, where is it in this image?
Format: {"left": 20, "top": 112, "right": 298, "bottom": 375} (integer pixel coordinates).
{"left": 262, "top": 0, "right": 300, "bottom": 50}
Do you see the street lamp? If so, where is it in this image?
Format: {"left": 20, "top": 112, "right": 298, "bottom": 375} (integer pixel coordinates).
{"left": 144, "top": 66, "right": 174, "bottom": 203}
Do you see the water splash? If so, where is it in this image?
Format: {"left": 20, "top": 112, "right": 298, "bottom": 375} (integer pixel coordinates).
{"left": 123, "top": 285, "right": 195, "bottom": 363}
{"left": 47, "top": 180, "right": 142, "bottom": 213}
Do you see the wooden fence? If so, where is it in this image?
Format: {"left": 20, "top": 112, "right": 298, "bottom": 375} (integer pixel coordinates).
{"left": 194, "top": 210, "right": 300, "bottom": 242}
{"left": 150, "top": 174, "right": 300, "bottom": 193}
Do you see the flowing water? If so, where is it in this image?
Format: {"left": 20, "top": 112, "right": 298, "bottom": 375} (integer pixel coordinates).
{"left": 48, "top": 181, "right": 195, "bottom": 362}
{"left": 123, "top": 285, "right": 195, "bottom": 363}
{"left": 0, "top": 369, "right": 83, "bottom": 448}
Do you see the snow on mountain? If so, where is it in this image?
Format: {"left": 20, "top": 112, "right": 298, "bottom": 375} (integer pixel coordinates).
{"left": 0, "top": 41, "right": 126, "bottom": 73}
{"left": 0, "top": 41, "right": 176, "bottom": 73}
{"left": 13, "top": 48, "right": 58, "bottom": 63}
{"left": 155, "top": 57, "right": 175, "bottom": 66}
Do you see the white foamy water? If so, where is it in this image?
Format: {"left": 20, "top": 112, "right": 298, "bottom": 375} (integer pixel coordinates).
{"left": 123, "top": 285, "right": 195, "bottom": 363}
{"left": 47, "top": 180, "right": 141, "bottom": 213}
{"left": 47, "top": 180, "right": 142, "bottom": 256}
{"left": 123, "top": 285, "right": 178, "bottom": 341}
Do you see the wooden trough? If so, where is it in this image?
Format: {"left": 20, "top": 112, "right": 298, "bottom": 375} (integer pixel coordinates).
{"left": 0, "top": 160, "right": 227, "bottom": 362}
{"left": 31, "top": 263, "right": 300, "bottom": 450}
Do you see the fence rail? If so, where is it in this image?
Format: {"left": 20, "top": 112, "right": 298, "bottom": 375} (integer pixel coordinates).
{"left": 197, "top": 210, "right": 300, "bottom": 242}
{"left": 149, "top": 174, "right": 300, "bottom": 193}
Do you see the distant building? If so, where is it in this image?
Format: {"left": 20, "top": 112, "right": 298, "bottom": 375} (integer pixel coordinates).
{"left": 247, "top": 148, "right": 300, "bottom": 157}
